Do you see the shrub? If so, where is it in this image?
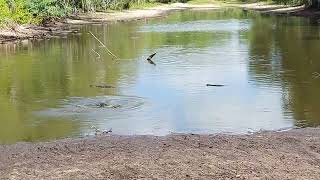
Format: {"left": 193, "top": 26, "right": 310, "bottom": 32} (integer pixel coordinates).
{"left": 105, "top": 0, "right": 132, "bottom": 10}
{"left": 273, "top": 0, "right": 304, "bottom": 5}
{"left": 26, "top": 0, "right": 66, "bottom": 18}
{"left": 0, "top": 0, "right": 10, "bottom": 24}
{"left": 11, "top": 0, "right": 33, "bottom": 24}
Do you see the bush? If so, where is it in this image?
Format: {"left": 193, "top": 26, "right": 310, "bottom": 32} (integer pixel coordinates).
{"left": 0, "top": 0, "right": 10, "bottom": 24}
{"left": 26, "top": 0, "right": 66, "bottom": 18}
{"left": 11, "top": 0, "right": 33, "bottom": 24}
{"left": 108, "top": 0, "right": 131, "bottom": 10}
{"left": 272, "top": 0, "right": 304, "bottom": 5}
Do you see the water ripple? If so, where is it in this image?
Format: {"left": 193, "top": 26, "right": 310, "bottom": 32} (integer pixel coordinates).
{"left": 139, "top": 19, "right": 251, "bottom": 33}
{"left": 36, "top": 95, "right": 146, "bottom": 117}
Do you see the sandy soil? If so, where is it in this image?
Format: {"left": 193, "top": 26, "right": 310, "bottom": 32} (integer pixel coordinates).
{"left": 0, "top": 128, "right": 320, "bottom": 179}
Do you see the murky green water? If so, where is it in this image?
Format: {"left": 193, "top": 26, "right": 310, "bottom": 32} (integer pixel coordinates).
{"left": 1, "top": 9, "right": 320, "bottom": 144}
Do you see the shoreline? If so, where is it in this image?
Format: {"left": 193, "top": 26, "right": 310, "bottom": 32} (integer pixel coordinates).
{"left": 0, "top": 3, "right": 219, "bottom": 44}
{"left": 0, "top": 127, "right": 319, "bottom": 179}
{"left": 239, "top": 2, "right": 320, "bottom": 17}
{"left": 1, "top": 2, "right": 319, "bottom": 44}
{"left": 66, "top": 3, "right": 220, "bottom": 24}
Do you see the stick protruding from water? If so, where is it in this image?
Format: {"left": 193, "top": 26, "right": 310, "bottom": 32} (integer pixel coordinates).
{"left": 88, "top": 31, "right": 119, "bottom": 60}
{"left": 91, "top": 49, "right": 101, "bottom": 59}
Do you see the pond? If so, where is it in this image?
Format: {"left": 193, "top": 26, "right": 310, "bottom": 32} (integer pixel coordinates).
{"left": 1, "top": 8, "right": 320, "bottom": 144}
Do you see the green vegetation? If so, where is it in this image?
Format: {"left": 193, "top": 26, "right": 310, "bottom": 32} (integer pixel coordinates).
{"left": 0, "top": 0, "right": 187, "bottom": 26}
{"left": 1, "top": 0, "right": 33, "bottom": 25}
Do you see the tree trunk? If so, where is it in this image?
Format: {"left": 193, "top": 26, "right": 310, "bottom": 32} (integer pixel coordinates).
{"left": 310, "top": 0, "right": 320, "bottom": 8}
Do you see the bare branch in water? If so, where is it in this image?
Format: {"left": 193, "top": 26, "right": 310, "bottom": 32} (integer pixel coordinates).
{"left": 88, "top": 31, "right": 119, "bottom": 59}
{"left": 312, "top": 72, "right": 320, "bottom": 78}
{"left": 91, "top": 49, "right": 101, "bottom": 59}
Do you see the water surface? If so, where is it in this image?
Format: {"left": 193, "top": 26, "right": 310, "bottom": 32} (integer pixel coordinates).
{"left": 1, "top": 9, "right": 320, "bottom": 144}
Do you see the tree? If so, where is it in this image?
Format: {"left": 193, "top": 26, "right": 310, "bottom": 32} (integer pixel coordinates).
{"left": 310, "top": 0, "right": 320, "bottom": 8}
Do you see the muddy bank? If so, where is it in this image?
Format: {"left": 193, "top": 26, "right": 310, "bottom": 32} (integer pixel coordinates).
{"left": 0, "top": 128, "right": 320, "bottom": 179}
{"left": 0, "top": 21, "right": 83, "bottom": 44}
{"left": 0, "top": 3, "right": 219, "bottom": 44}
{"left": 0, "top": 26, "right": 49, "bottom": 44}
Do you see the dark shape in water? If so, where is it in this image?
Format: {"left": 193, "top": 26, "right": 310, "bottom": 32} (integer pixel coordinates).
{"left": 206, "top": 84, "right": 225, "bottom": 87}
{"left": 90, "top": 85, "right": 115, "bottom": 88}
{"left": 97, "top": 102, "right": 108, "bottom": 108}
{"left": 147, "top": 53, "right": 157, "bottom": 66}
{"left": 103, "top": 128, "right": 112, "bottom": 134}
{"left": 96, "top": 102, "right": 121, "bottom": 109}
{"left": 302, "top": 36, "right": 320, "bottom": 40}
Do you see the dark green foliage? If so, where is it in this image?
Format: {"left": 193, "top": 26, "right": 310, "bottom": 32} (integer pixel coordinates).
{"left": 26, "top": 0, "right": 66, "bottom": 17}
{"left": 108, "top": 0, "right": 132, "bottom": 10}
{"left": 272, "top": 0, "right": 305, "bottom": 5}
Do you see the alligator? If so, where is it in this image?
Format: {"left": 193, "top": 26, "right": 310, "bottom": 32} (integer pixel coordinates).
{"left": 90, "top": 85, "right": 115, "bottom": 88}
{"left": 206, "top": 84, "right": 225, "bottom": 87}
{"left": 96, "top": 102, "right": 121, "bottom": 109}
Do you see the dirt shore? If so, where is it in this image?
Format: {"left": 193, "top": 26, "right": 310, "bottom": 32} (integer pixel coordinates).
{"left": 0, "top": 128, "right": 320, "bottom": 179}
{"left": 0, "top": 22, "right": 81, "bottom": 44}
